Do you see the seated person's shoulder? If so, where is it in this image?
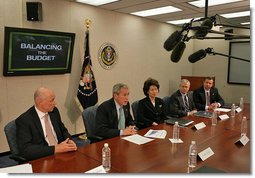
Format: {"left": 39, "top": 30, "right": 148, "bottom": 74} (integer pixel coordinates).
{"left": 156, "top": 97, "right": 163, "bottom": 101}
{"left": 138, "top": 97, "right": 147, "bottom": 104}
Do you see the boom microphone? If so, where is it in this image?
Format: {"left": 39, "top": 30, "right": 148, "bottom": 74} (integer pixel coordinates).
{"left": 170, "top": 41, "right": 186, "bottom": 63}
{"left": 188, "top": 49, "right": 207, "bottom": 63}
{"left": 195, "top": 18, "right": 213, "bottom": 38}
{"left": 164, "top": 31, "right": 183, "bottom": 51}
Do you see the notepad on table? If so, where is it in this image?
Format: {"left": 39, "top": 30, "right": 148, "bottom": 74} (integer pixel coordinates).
{"left": 165, "top": 116, "right": 194, "bottom": 127}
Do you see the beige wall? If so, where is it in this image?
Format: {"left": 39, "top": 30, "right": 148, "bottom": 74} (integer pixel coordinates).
{"left": 0, "top": 0, "right": 250, "bottom": 153}
{"left": 192, "top": 28, "right": 250, "bottom": 103}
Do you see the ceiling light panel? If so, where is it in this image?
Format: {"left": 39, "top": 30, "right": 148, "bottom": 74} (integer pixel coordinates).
{"left": 76, "top": 0, "right": 119, "bottom": 6}
{"left": 167, "top": 17, "right": 202, "bottom": 25}
{"left": 221, "top": 10, "right": 250, "bottom": 18}
{"left": 240, "top": 22, "right": 250, "bottom": 25}
{"left": 131, "top": 6, "right": 182, "bottom": 17}
{"left": 188, "top": 0, "right": 243, "bottom": 8}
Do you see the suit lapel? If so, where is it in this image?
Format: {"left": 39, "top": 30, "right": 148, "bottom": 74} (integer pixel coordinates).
{"left": 31, "top": 107, "right": 45, "bottom": 139}
{"left": 146, "top": 97, "right": 156, "bottom": 112}
{"left": 110, "top": 99, "right": 118, "bottom": 128}
{"left": 179, "top": 92, "right": 185, "bottom": 109}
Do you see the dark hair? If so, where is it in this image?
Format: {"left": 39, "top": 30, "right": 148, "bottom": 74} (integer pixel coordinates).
{"left": 143, "top": 78, "right": 160, "bottom": 96}
{"left": 204, "top": 76, "right": 214, "bottom": 81}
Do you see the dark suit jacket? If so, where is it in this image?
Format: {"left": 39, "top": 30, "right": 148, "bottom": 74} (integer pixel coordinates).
{"left": 137, "top": 97, "right": 166, "bottom": 129}
{"left": 16, "top": 106, "right": 71, "bottom": 161}
{"left": 95, "top": 98, "right": 135, "bottom": 139}
{"left": 193, "top": 86, "right": 225, "bottom": 111}
{"left": 169, "top": 90, "right": 196, "bottom": 118}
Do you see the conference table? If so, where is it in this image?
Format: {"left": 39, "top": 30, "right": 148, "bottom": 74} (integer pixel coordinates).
{"left": 29, "top": 104, "right": 250, "bottom": 173}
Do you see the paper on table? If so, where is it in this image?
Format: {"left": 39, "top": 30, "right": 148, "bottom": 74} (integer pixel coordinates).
{"left": 85, "top": 165, "right": 106, "bottom": 173}
{"left": 144, "top": 129, "right": 167, "bottom": 139}
{"left": 0, "top": 163, "right": 33, "bottom": 173}
{"left": 122, "top": 134, "right": 154, "bottom": 145}
{"left": 215, "top": 108, "right": 231, "bottom": 112}
{"left": 169, "top": 138, "right": 183, "bottom": 143}
{"left": 219, "top": 114, "right": 229, "bottom": 120}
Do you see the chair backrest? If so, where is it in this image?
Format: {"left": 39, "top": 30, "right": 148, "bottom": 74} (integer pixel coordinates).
{"left": 82, "top": 105, "right": 98, "bottom": 139}
{"left": 4, "top": 120, "right": 19, "bottom": 155}
{"left": 163, "top": 96, "right": 171, "bottom": 116}
{"left": 131, "top": 100, "right": 139, "bottom": 120}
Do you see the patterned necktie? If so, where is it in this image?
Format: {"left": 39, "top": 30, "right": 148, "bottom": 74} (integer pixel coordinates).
{"left": 44, "top": 114, "right": 57, "bottom": 146}
{"left": 184, "top": 95, "right": 189, "bottom": 112}
{"left": 206, "top": 91, "right": 210, "bottom": 106}
{"left": 118, "top": 107, "right": 125, "bottom": 130}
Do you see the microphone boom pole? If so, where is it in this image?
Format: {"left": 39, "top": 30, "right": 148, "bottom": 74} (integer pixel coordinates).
{"left": 209, "top": 51, "right": 250, "bottom": 62}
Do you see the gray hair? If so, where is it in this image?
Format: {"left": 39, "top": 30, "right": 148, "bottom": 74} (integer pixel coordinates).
{"left": 112, "top": 83, "right": 128, "bottom": 95}
{"left": 180, "top": 79, "right": 190, "bottom": 86}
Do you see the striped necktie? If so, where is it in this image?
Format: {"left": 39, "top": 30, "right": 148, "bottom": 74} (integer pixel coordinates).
{"left": 184, "top": 95, "right": 189, "bottom": 112}
{"left": 118, "top": 107, "right": 125, "bottom": 130}
{"left": 206, "top": 91, "right": 210, "bottom": 106}
{"left": 44, "top": 114, "right": 57, "bottom": 146}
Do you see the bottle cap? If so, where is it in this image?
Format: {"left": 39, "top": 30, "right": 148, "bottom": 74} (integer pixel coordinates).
{"left": 191, "top": 141, "right": 196, "bottom": 144}
{"left": 175, "top": 121, "right": 178, "bottom": 125}
{"left": 104, "top": 143, "right": 108, "bottom": 147}
{"left": 243, "top": 116, "right": 247, "bottom": 119}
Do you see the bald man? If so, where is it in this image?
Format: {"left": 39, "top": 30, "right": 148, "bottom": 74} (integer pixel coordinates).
{"left": 16, "top": 87, "right": 77, "bottom": 161}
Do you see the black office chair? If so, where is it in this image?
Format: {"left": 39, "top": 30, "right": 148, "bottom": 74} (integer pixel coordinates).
{"left": 82, "top": 105, "right": 103, "bottom": 143}
{"left": 163, "top": 96, "right": 172, "bottom": 116}
{"left": 131, "top": 100, "right": 145, "bottom": 129}
{"left": 4, "top": 120, "right": 27, "bottom": 163}
{"left": 163, "top": 96, "right": 180, "bottom": 118}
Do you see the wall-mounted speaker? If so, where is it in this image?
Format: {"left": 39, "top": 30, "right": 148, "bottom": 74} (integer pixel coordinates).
{"left": 26, "top": 2, "right": 42, "bottom": 21}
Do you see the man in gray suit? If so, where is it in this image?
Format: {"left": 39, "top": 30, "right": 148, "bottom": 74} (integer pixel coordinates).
{"left": 16, "top": 87, "right": 77, "bottom": 161}
{"left": 169, "top": 79, "right": 197, "bottom": 118}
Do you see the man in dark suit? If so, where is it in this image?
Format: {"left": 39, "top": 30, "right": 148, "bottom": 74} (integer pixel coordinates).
{"left": 169, "top": 79, "right": 197, "bottom": 117}
{"left": 96, "top": 83, "right": 137, "bottom": 139}
{"left": 16, "top": 87, "right": 77, "bottom": 161}
{"left": 193, "top": 77, "right": 224, "bottom": 111}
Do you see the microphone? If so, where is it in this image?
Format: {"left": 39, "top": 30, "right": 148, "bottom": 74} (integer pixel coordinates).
{"left": 170, "top": 41, "right": 186, "bottom": 63}
{"left": 164, "top": 31, "right": 183, "bottom": 51}
{"left": 188, "top": 49, "right": 207, "bottom": 63}
{"left": 195, "top": 18, "right": 213, "bottom": 38}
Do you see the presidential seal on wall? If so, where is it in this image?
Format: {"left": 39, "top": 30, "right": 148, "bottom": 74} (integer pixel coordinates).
{"left": 98, "top": 43, "right": 118, "bottom": 70}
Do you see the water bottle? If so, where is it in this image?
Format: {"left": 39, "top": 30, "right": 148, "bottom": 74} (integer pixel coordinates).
{"left": 188, "top": 141, "right": 197, "bottom": 168}
{"left": 231, "top": 104, "right": 236, "bottom": 118}
{"left": 173, "top": 121, "right": 180, "bottom": 141}
{"left": 211, "top": 110, "right": 217, "bottom": 126}
{"left": 102, "top": 143, "right": 111, "bottom": 172}
{"left": 241, "top": 116, "right": 247, "bottom": 137}
{"left": 239, "top": 97, "right": 244, "bottom": 111}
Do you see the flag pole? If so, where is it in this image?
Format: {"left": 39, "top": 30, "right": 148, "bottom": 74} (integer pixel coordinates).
{"left": 79, "top": 19, "right": 92, "bottom": 141}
